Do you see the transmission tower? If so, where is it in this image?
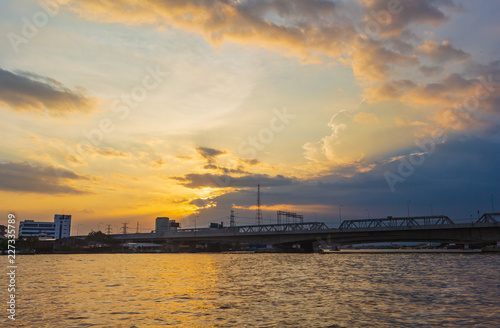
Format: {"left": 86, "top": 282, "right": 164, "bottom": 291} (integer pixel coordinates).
{"left": 136, "top": 222, "right": 140, "bottom": 233}
{"left": 256, "top": 184, "right": 262, "bottom": 225}
{"left": 120, "top": 222, "right": 129, "bottom": 235}
{"left": 105, "top": 224, "right": 112, "bottom": 235}
{"left": 230, "top": 210, "right": 236, "bottom": 227}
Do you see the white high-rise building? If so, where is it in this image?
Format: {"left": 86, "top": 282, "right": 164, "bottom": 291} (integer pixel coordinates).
{"left": 54, "top": 215, "right": 71, "bottom": 239}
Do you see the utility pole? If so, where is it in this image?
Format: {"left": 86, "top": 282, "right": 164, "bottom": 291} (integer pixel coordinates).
{"left": 136, "top": 222, "right": 140, "bottom": 233}
{"left": 105, "top": 224, "right": 112, "bottom": 235}
{"left": 230, "top": 210, "right": 235, "bottom": 227}
{"left": 121, "top": 222, "right": 128, "bottom": 235}
{"left": 256, "top": 185, "right": 262, "bottom": 225}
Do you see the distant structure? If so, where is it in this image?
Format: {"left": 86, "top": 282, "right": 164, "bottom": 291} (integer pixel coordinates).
{"left": 230, "top": 210, "right": 236, "bottom": 227}
{"left": 155, "top": 217, "right": 179, "bottom": 237}
{"left": 19, "top": 215, "right": 71, "bottom": 240}
{"left": 105, "top": 224, "right": 112, "bottom": 235}
{"left": 277, "top": 211, "right": 304, "bottom": 224}
{"left": 256, "top": 185, "right": 262, "bottom": 225}
{"left": 54, "top": 215, "right": 72, "bottom": 239}
{"left": 209, "top": 222, "right": 224, "bottom": 229}
{"left": 0, "top": 225, "right": 6, "bottom": 239}
{"left": 120, "top": 222, "right": 129, "bottom": 235}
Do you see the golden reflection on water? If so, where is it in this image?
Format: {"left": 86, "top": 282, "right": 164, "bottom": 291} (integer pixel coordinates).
{"left": 2, "top": 253, "right": 499, "bottom": 327}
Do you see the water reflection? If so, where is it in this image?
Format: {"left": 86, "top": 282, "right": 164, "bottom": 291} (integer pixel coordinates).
{"left": 2, "top": 253, "right": 498, "bottom": 327}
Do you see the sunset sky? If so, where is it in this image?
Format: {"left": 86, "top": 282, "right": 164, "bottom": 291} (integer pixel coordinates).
{"left": 1, "top": 0, "right": 500, "bottom": 234}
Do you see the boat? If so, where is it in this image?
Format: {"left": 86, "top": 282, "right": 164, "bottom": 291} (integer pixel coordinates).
{"left": 318, "top": 247, "right": 340, "bottom": 254}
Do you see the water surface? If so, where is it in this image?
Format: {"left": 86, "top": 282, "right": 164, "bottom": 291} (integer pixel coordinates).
{"left": 2, "top": 253, "right": 499, "bottom": 327}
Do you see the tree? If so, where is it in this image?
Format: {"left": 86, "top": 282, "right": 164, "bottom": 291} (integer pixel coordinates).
{"left": 86, "top": 230, "right": 110, "bottom": 243}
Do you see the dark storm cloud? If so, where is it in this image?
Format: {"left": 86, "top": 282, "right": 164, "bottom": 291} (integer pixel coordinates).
{"left": 0, "top": 162, "right": 90, "bottom": 194}
{"left": 172, "top": 173, "right": 294, "bottom": 189}
{"left": 195, "top": 137, "right": 500, "bottom": 222}
{"left": 0, "top": 68, "right": 96, "bottom": 115}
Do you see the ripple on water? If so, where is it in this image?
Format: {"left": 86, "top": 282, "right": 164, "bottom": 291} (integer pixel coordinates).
{"left": 4, "top": 253, "right": 499, "bottom": 327}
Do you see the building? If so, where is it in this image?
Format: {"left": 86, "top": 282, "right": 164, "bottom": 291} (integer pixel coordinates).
{"left": 54, "top": 215, "right": 71, "bottom": 239}
{"left": 19, "top": 215, "right": 72, "bottom": 240}
{"left": 155, "top": 217, "right": 179, "bottom": 236}
{"left": 19, "top": 220, "right": 56, "bottom": 239}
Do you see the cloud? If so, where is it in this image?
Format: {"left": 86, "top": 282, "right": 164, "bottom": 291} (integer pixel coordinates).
{"left": 239, "top": 158, "right": 261, "bottom": 166}
{"left": 197, "top": 146, "right": 227, "bottom": 161}
{"left": 416, "top": 40, "right": 470, "bottom": 63}
{"left": 353, "top": 112, "right": 380, "bottom": 123}
{"left": 57, "top": 0, "right": 471, "bottom": 87}
{"left": 171, "top": 173, "right": 294, "bottom": 189}
{"left": 419, "top": 65, "right": 444, "bottom": 77}
{"left": 0, "top": 162, "right": 90, "bottom": 194}
{"left": 176, "top": 155, "right": 193, "bottom": 161}
{"left": 194, "top": 136, "right": 500, "bottom": 224}
{"left": 365, "top": 72, "right": 500, "bottom": 125}
{"left": 365, "top": 79, "right": 416, "bottom": 100}
{"left": 203, "top": 164, "right": 249, "bottom": 174}
{"left": 91, "top": 147, "right": 130, "bottom": 157}
{"left": 148, "top": 158, "right": 166, "bottom": 169}
{"left": 303, "top": 110, "right": 411, "bottom": 166}
{"left": 350, "top": 42, "right": 419, "bottom": 82}
{"left": 0, "top": 68, "right": 97, "bottom": 115}
{"left": 60, "top": 0, "right": 350, "bottom": 61}
{"left": 361, "top": 0, "right": 461, "bottom": 36}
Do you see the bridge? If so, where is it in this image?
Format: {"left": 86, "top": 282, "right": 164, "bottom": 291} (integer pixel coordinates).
{"left": 110, "top": 214, "right": 500, "bottom": 252}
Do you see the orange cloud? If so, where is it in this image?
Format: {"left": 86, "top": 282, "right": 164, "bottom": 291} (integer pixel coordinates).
{"left": 353, "top": 112, "right": 380, "bottom": 123}
{"left": 416, "top": 40, "right": 470, "bottom": 63}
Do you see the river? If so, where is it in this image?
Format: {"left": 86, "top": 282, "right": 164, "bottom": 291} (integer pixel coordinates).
{"left": 2, "top": 253, "right": 499, "bottom": 327}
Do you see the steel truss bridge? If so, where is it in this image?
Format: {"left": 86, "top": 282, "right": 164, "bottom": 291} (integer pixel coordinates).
{"left": 339, "top": 215, "right": 454, "bottom": 229}
{"left": 110, "top": 214, "right": 500, "bottom": 251}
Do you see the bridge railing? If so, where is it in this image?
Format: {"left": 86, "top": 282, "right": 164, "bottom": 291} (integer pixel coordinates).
{"left": 339, "top": 215, "right": 454, "bottom": 229}
{"left": 476, "top": 213, "right": 499, "bottom": 224}
{"left": 224, "top": 222, "right": 329, "bottom": 234}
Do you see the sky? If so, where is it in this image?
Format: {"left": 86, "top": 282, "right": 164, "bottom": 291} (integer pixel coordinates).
{"left": 1, "top": 0, "right": 500, "bottom": 234}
